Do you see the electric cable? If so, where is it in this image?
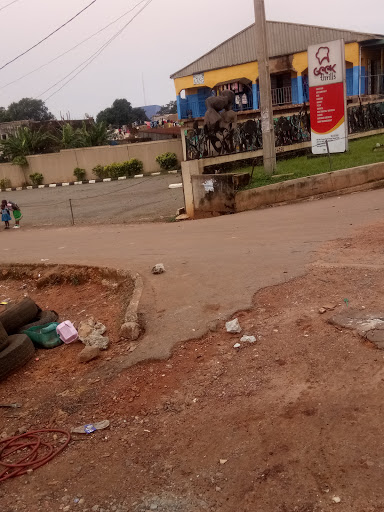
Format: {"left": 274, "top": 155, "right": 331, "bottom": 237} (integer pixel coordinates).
{"left": 0, "top": 0, "right": 20, "bottom": 13}
{"left": 38, "top": 0, "right": 153, "bottom": 102}
{"left": 0, "top": 0, "right": 97, "bottom": 71}
{"left": 0, "top": 0, "right": 147, "bottom": 90}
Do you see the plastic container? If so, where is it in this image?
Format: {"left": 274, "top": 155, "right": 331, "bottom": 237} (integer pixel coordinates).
{"left": 56, "top": 321, "right": 78, "bottom": 344}
{"left": 22, "top": 323, "right": 62, "bottom": 349}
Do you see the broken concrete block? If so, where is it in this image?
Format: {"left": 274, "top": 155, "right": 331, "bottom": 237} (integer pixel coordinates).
{"left": 329, "top": 310, "right": 384, "bottom": 349}
{"left": 84, "top": 333, "right": 110, "bottom": 350}
{"left": 78, "top": 345, "right": 100, "bottom": 363}
{"left": 240, "top": 335, "right": 256, "bottom": 343}
{"left": 152, "top": 264, "right": 165, "bottom": 275}
{"left": 226, "top": 318, "right": 241, "bottom": 333}
{"left": 120, "top": 321, "right": 141, "bottom": 341}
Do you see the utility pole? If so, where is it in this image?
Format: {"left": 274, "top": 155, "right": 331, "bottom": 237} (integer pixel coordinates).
{"left": 254, "top": 0, "right": 276, "bottom": 174}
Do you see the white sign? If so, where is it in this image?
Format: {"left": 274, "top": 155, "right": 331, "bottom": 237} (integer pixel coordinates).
{"left": 193, "top": 73, "right": 205, "bottom": 85}
{"left": 308, "top": 39, "right": 348, "bottom": 154}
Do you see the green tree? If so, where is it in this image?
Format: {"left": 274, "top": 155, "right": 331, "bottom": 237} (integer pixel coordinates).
{"left": 156, "top": 100, "right": 177, "bottom": 116}
{"left": 7, "top": 98, "right": 54, "bottom": 121}
{"left": 0, "top": 126, "right": 51, "bottom": 163}
{"left": 53, "top": 123, "right": 85, "bottom": 149}
{"left": 0, "top": 107, "right": 10, "bottom": 122}
{"left": 81, "top": 121, "right": 110, "bottom": 147}
{"left": 96, "top": 99, "right": 148, "bottom": 126}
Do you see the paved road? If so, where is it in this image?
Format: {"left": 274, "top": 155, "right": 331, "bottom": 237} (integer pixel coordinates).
{"left": 2, "top": 187, "right": 384, "bottom": 367}
{"left": 5, "top": 175, "right": 183, "bottom": 227}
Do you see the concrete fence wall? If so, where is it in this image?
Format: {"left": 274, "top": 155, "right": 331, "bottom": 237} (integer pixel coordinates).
{"left": 235, "top": 162, "right": 384, "bottom": 212}
{"left": 0, "top": 139, "right": 183, "bottom": 187}
{"left": 184, "top": 162, "right": 384, "bottom": 218}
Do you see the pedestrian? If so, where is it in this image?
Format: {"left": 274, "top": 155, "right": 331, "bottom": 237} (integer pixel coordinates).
{"left": 4, "top": 200, "right": 22, "bottom": 229}
{"left": 1, "top": 201, "right": 11, "bottom": 230}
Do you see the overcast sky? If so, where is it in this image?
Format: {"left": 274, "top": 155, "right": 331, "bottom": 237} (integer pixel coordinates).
{"left": 0, "top": 0, "right": 383, "bottom": 119}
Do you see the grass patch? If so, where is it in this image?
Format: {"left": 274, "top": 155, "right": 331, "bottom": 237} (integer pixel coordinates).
{"left": 238, "top": 134, "right": 384, "bottom": 190}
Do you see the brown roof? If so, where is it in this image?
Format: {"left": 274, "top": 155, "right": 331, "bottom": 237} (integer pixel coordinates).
{"left": 171, "top": 21, "right": 383, "bottom": 79}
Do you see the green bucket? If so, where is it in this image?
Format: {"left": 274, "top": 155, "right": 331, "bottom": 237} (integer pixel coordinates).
{"left": 22, "top": 322, "right": 62, "bottom": 349}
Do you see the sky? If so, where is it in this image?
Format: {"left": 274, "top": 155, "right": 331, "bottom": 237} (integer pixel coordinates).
{"left": 0, "top": 0, "right": 383, "bottom": 119}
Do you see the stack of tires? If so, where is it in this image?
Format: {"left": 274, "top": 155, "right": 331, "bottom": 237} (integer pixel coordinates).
{"left": 0, "top": 298, "right": 58, "bottom": 381}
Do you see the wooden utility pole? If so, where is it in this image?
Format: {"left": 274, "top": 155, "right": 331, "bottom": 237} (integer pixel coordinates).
{"left": 254, "top": 0, "right": 276, "bottom": 174}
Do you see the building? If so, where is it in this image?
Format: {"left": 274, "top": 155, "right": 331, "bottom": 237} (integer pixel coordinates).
{"left": 171, "top": 21, "right": 384, "bottom": 120}
{"left": 0, "top": 119, "right": 94, "bottom": 141}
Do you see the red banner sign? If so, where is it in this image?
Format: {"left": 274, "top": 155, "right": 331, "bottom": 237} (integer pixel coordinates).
{"left": 309, "top": 82, "right": 345, "bottom": 135}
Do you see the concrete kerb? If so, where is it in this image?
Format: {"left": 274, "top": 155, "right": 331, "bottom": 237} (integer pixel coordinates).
{"left": 120, "top": 271, "right": 144, "bottom": 341}
{"left": 0, "top": 170, "right": 181, "bottom": 193}
{"left": 235, "top": 162, "right": 384, "bottom": 213}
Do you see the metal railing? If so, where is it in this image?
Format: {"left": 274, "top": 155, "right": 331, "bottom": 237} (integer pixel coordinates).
{"left": 271, "top": 86, "right": 292, "bottom": 106}
{"left": 362, "top": 74, "right": 384, "bottom": 96}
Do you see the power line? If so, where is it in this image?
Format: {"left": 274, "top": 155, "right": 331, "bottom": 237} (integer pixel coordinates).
{"left": 39, "top": 0, "right": 153, "bottom": 102}
{"left": 0, "top": 0, "right": 97, "bottom": 72}
{"left": 0, "top": 0, "right": 20, "bottom": 12}
{"left": 0, "top": 0, "right": 147, "bottom": 90}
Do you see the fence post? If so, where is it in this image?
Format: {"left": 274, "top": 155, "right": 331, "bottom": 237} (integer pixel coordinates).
{"left": 69, "top": 199, "right": 75, "bottom": 226}
{"left": 325, "top": 140, "right": 332, "bottom": 172}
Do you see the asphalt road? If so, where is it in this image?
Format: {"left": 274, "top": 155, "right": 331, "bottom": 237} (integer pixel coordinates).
{"left": 2, "top": 186, "right": 384, "bottom": 368}
{"left": 4, "top": 175, "right": 184, "bottom": 227}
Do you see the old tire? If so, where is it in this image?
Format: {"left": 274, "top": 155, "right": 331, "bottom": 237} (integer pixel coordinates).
{"left": 0, "top": 322, "right": 8, "bottom": 343}
{"left": 0, "top": 338, "right": 10, "bottom": 352}
{"left": 0, "top": 334, "right": 35, "bottom": 381}
{"left": 18, "top": 310, "right": 59, "bottom": 333}
{"left": 0, "top": 298, "right": 40, "bottom": 335}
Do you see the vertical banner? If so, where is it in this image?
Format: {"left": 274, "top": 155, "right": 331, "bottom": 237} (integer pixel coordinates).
{"left": 308, "top": 39, "right": 348, "bottom": 154}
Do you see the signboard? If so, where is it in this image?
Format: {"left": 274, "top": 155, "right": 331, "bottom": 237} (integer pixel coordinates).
{"left": 308, "top": 39, "right": 348, "bottom": 154}
{"left": 193, "top": 73, "right": 205, "bottom": 85}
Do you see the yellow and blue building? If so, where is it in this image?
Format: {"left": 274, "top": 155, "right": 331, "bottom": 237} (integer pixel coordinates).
{"left": 171, "top": 21, "right": 384, "bottom": 120}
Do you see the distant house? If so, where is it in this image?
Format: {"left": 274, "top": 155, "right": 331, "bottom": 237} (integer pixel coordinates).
{"left": 0, "top": 119, "right": 93, "bottom": 141}
{"left": 170, "top": 21, "right": 384, "bottom": 119}
{"left": 0, "top": 120, "right": 27, "bottom": 140}
{"left": 151, "top": 113, "right": 178, "bottom": 123}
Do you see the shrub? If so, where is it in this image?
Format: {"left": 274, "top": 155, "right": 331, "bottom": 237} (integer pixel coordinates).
{"left": 0, "top": 178, "right": 11, "bottom": 189}
{"left": 156, "top": 152, "right": 178, "bottom": 171}
{"left": 104, "top": 162, "right": 124, "bottom": 179}
{"left": 74, "top": 167, "right": 86, "bottom": 181}
{"left": 124, "top": 158, "right": 143, "bottom": 176}
{"left": 92, "top": 164, "right": 107, "bottom": 179}
{"left": 29, "top": 173, "right": 44, "bottom": 186}
{"left": 12, "top": 156, "right": 28, "bottom": 166}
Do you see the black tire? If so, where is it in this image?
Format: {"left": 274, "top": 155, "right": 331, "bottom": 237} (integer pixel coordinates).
{"left": 0, "top": 338, "right": 10, "bottom": 352}
{"left": 0, "top": 334, "right": 35, "bottom": 381}
{"left": 18, "top": 310, "right": 59, "bottom": 333}
{"left": 0, "top": 322, "right": 8, "bottom": 343}
{"left": 0, "top": 298, "right": 40, "bottom": 335}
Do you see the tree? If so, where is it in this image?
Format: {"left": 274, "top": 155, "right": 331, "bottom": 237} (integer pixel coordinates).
{"left": 156, "top": 100, "right": 177, "bottom": 116}
{"left": 0, "top": 107, "right": 10, "bottom": 122}
{"left": 7, "top": 98, "right": 54, "bottom": 121}
{"left": 0, "top": 126, "right": 51, "bottom": 163}
{"left": 81, "top": 121, "right": 110, "bottom": 147}
{"left": 53, "top": 123, "right": 85, "bottom": 150}
{"left": 96, "top": 99, "right": 148, "bottom": 126}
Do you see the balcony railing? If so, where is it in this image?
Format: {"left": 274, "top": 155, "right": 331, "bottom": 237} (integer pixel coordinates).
{"left": 362, "top": 74, "right": 384, "bottom": 96}
{"left": 271, "top": 86, "right": 292, "bottom": 106}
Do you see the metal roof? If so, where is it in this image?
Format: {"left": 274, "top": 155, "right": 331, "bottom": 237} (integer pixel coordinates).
{"left": 170, "top": 21, "right": 383, "bottom": 79}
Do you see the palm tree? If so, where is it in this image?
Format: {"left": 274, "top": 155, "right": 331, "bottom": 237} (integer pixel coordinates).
{"left": 54, "top": 123, "right": 85, "bottom": 150}
{"left": 81, "top": 121, "right": 110, "bottom": 147}
{"left": 0, "top": 126, "right": 50, "bottom": 164}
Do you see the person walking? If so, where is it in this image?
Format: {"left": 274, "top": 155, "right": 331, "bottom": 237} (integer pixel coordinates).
{"left": 1, "top": 201, "right": 11, "bottom": 230}
{"left": 3, "top": 200, "right": 22, "bottom": 228}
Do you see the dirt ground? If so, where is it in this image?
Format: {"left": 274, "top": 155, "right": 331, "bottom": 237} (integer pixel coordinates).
{"left": 2, "top": 225, "right": 384, "bottom": 511}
